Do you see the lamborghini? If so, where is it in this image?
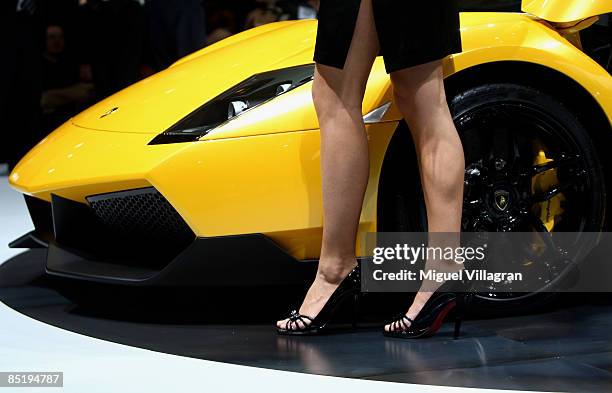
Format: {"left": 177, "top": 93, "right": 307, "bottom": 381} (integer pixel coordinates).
{"left": 7, "top": 0, "right": 612, "bottom": 310}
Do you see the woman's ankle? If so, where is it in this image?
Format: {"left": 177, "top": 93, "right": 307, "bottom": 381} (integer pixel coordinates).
{"left": 316, "top": 256, "right": 357, "bottom": 284}
{"left": 406, "top": 292, "right": 433, "bottom": 316}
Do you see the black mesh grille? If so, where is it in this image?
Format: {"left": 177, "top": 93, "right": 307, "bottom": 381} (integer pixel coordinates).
{"left": 86, "top": 188, "right": 195, "bottom": 264}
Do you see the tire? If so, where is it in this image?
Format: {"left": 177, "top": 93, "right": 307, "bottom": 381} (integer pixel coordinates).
{"left": 379, "top": 83, "right": 606, "bottom": 316}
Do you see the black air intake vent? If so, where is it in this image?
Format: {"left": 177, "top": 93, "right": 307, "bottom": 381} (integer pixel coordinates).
{"left": 87, "top": 188, "right": 193, "bottom": 245}
{"left": 85, "top": 188, "right": 195, "bottom": 268}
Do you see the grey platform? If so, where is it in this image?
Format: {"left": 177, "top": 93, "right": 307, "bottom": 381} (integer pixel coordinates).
{"left": 0, "top": 248, "right": 611, "bottom": 393}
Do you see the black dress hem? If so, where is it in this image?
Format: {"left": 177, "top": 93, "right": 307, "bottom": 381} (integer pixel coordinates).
{"left": 313, "top": 0, "right": 463, "bottom": 74}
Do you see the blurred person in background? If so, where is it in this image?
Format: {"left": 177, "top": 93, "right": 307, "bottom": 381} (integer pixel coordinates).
{"left": 0, "top": 0, "right": 43, "bottom": 169}
{"left": 147, "top": 0, "right": 207, "bottom": 71}
{"left": 245, "top": 0, "right": 282, "bottom": 29}
{"left": 206, "top": 8, "right": 237, "bottom": 46}
{"left": 41, "top": 24, "right": 94, "bottom": 132}
{"left": 77, "top": 0, "right": 145, "bottom": 99}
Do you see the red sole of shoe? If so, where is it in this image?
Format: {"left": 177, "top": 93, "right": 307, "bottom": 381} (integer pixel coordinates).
{"left": 425, "top": 300, "right": 457, "bottom": 337}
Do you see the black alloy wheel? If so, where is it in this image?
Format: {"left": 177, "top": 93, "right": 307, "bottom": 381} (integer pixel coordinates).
{"left": 453, "top": 83, "right": 606, "bottom": 313}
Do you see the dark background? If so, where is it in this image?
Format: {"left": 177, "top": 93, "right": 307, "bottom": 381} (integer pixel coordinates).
{"left": 1, "top": 0, "right": 521, "bottom": 170}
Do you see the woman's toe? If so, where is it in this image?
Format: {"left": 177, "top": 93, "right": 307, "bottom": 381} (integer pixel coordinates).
{"left": 277, "top": 319, "right": 288, "bottom": 329}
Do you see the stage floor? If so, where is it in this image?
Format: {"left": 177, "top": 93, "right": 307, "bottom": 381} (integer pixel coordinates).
{"left": 2, "top": 251, "right": 612, "bottom": 392}
{"left": 1, "top": 177, "right": 612, "bottom": 392}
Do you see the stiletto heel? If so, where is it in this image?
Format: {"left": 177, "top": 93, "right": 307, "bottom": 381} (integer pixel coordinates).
{"left": 352, "top": 292, "right": 360, "bottom": 330}
{"left": 453, "top": 317, "right": 462, "bottom": 339}
{"left": 276, "top": 264, "right": 361, "bottom": 336}
{"left": 454, "top": 292, "right": 466, "bottom": 339}
{"left": 454, "top": 291, "right": 475, "bottom": 338}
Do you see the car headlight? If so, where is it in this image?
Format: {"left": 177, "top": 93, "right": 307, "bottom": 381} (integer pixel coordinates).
{"left": 149, "top": 64, "right": 315, "bottom": 145}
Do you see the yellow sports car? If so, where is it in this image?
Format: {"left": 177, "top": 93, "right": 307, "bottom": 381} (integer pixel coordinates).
{"left": 8, "top": 0, "right": 612, "bottom": 309}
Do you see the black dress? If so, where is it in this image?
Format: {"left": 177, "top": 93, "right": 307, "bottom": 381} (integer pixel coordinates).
{"left": 313, "top": 0, "right": 463, "bottom": 74}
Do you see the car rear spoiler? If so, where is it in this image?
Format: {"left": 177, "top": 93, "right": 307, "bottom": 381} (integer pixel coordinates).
{"left": 522, "top": 0, "right": 612, "bottom": 23}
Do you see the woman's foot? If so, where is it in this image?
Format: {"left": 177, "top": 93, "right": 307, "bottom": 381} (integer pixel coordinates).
{"left": 276, "top": 258, "right": 358, "bottom": 331}
{"left": 384, "top": 291, "right": 434, "bottom": 333}
{"left": 387, "top": 250, "right": 465, "bottom": 333}
{"left": 383, "top": 292, "right": 460, "bottom": 338}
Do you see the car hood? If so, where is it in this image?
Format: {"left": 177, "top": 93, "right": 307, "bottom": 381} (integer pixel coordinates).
{"left": 71, "top": 20, "right": 317, "bottom": 134}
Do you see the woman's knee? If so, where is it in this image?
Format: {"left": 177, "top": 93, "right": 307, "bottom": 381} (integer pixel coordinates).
{"left": 391, "top": 63, "right": 447, "bottom": 116}
{"left": 394, "top": 81, "right": 447, "bottom": 116}
{"left": 312, "top": 74, "right": 363, "bottom": 118}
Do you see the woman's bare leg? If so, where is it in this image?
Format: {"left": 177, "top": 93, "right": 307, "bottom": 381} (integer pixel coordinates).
{"left": 277, "top": 0, "right": 379, "bottom": 329}
{"left": 384, "top": 61, "right": 465, "bottom": 331}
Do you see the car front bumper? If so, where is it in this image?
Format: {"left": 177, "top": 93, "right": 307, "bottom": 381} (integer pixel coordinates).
{"left": 10, "top": 191, "right": 315, "bottom": 286}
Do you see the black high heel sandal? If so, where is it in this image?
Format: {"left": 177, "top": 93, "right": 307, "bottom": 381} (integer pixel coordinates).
{"left": 383, "top": 281, "right": 475, "bottom": 340}
{"left": 276, "top": 265, "right": 361, "bottom": 336}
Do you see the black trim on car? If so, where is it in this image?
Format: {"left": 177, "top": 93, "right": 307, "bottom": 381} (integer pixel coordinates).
{"left": 46, "top": 234, "right": 316, "bottom": 286}
{"left": 8, "top": 230, "right": 48, "bottom": 249}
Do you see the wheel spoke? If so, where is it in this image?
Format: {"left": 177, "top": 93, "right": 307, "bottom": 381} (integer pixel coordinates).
{"left": 527, "top": 210, "right": 550, "bottom": 233}
{"left": 530, "top": 184, "right": 568, "bottom": 203}
{"left": 526, "top": 211, "right": 573, "bottom": 275}
{"left": 529, "top": 174, "right": 585, "bottom": 203}
{"left": 480, "top": 107, "right": 529, "bottom": 175}
{"left": 510, "top": 131, "right": 522, "bottom": 168}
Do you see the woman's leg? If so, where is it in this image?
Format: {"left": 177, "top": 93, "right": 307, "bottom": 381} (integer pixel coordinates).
{"left": 277, "top": 0, "right": 379, "bottom": 329}
{"left": 384, "top": 60, "right": 465, "bottom": 331}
